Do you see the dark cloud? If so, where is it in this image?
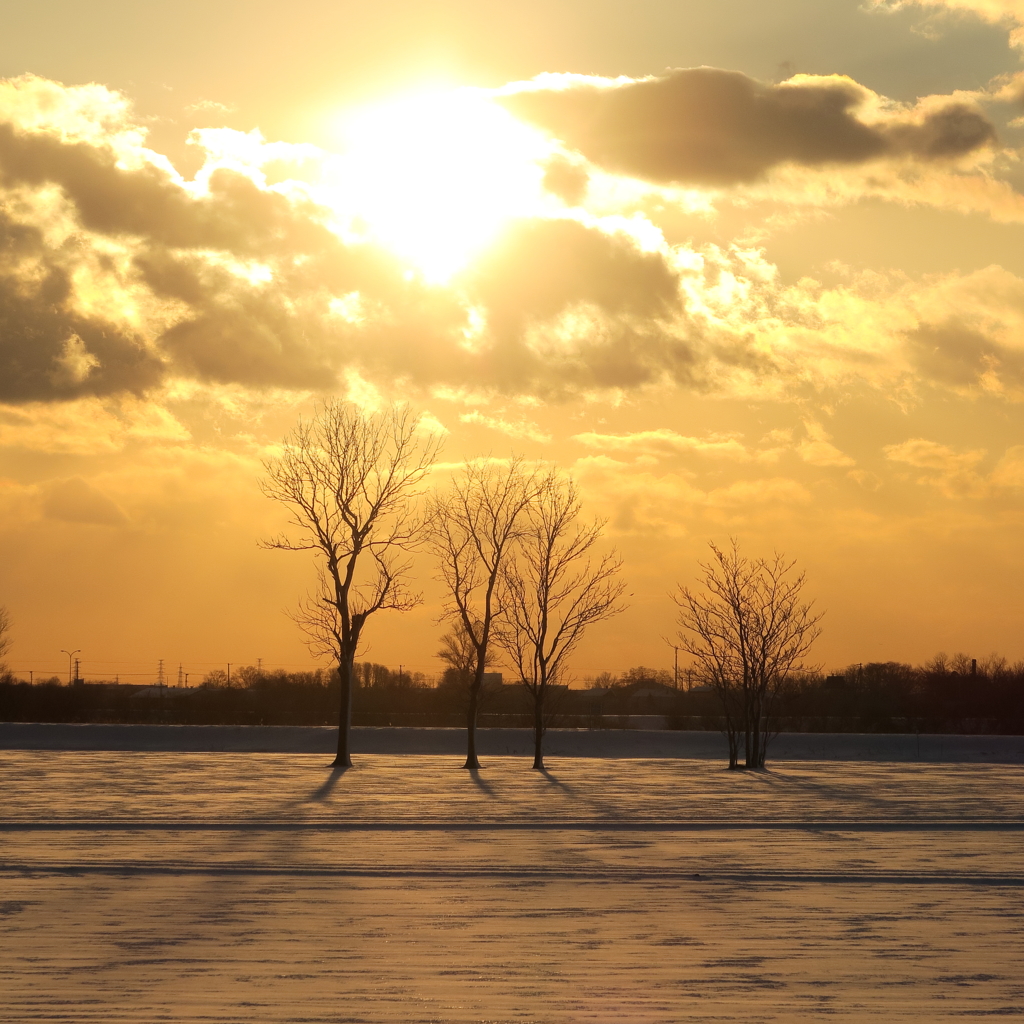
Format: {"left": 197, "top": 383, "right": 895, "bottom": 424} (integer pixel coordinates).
{"left": 0, "top": 213, "right": 163, "bottom": 403}
{"left": 130, "top": 218, "right": 693, "bottom": 398}
{"left": 541, "top": 156, "right": 589, "bottom": 204}
{"left": 500, "top": 68, "right": 996, "bottom": 185}
{"left": 468, "top": 217, "right": 679, "bottom": 321}
{"left": 133, "top": 244, "right": 460, "bottom": 391}
{"left": 906, "top": 320, "right": 1024, "bottom": 388}
{"left": 453, "top": 217, "right": 695, "bottom": 393}
{"left": 886, "top": 103, "right": 996, "bottom": 159}
{"left": 0, "top": 114, "right": 419, "bottom": 400}
{"left": 0, "top": 123, "right": 338, "bottom": 257}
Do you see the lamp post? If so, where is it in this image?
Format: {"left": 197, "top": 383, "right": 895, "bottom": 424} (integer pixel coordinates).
{"left": 60, "top": 649, "right": 80, "bottom": 685}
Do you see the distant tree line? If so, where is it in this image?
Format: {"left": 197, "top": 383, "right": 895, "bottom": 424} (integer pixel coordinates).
{"left": 2, "top": 654, "right": 1022, "bottom": 733}
{"left": 783, "top": 655, "right": 1024, "bottom": 734}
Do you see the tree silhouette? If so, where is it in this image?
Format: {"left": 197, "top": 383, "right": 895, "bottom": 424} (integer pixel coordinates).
{"left": 261, "top": 401, "right": 441, "bottom": 767}
{"left": 674, "top": 540, "right": 822, "bottom": 769}
{"left": 497, "top": 471, "right": 626, "bottom": 770}
{"left": 427, "top": 458, "right": 540, "bottom": 769}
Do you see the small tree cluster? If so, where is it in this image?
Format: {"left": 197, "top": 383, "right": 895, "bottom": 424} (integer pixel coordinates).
{"left": 674, "top": 540, "right": 822, "bottom": 769}
{"left": 428, "top": 461, "right": 626, "bottom": 770}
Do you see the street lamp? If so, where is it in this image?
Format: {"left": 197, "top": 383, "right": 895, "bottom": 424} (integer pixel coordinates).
{"left": 60, "top": 649, "right": 81, "bottom": 685}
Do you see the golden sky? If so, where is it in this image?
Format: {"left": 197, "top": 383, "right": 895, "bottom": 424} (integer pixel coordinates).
{"left": 2, "top": 0, "right": 1024, "bottom": 682}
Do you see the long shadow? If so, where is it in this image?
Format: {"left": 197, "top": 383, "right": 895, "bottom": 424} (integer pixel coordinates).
{"left": 308, "top": 765, "right": 349, "bottom": 802}
{"left": 742, "top": 763, "right": 901, "bottom": 816}
{"left": 468, "top": 768, "right": 496, "bottom": 798}
{"left": 538, "top": 767, "right": 576, "bottom": 794}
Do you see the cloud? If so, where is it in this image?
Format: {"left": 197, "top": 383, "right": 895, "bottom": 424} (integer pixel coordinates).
{"left": 798, "top": 422, "right": 855, "bottom": 467}
{"left": 871, "top": 1, "right": 1024, "bottom": 48}
{"left": 573, "top": 452, "right": 812, "bottom": 537}
{"left": 0, "top": 75, "right": 709, "bottom": 403}
{"left": 991, "top": 445, "right": 1024, "bottom": 487}
{"left": 0, "top": 398, "right": 189, "bottom": 454}
{"left": 573, "top": 425, "right": 853, "bottom": 470}
{"left": 572, "top": 428, "right": 754, "bottom": 460}
{"left": 42, "top": 477, "right": 128, "bottom": 526}
{"left": 541, "top": 155, "right": 589, "bottom": 204}
{"left": 458, "top": 410, "right": 551, "bottom": 443}
{"left": 185, "top": 99, "right": 237, "bottom": 116}
{"left": 883, "top": 437, "right": 1024, "bottom": 498}
{"left": 499, "top": 69, "right": 995, "bottom": 187}
{"left": 0, "top": 210, "right": 166, "bottom": 402}
{"left": 467, "top": 216, "right": 679, "bottom": 322}
{"left": 884, "top": 437, "right": 987, "bottom": 496}
{"left": 905, "top": 318, "right": 1024, "bottom": 391}
{"left": 0, "top": 73, "right": 1019, "bottom": 413}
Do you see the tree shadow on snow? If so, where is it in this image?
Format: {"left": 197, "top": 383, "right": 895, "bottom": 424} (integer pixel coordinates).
{"left": 538, "top": 767, "right": 575, "bottom": 794}
{"left": 468, "top": 768, "right": 497, "bottom": 797}
{"left": 308, "top": 765, "right": 348, "bottom": 802}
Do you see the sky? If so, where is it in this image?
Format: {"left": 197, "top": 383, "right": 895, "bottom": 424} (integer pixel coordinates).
{"left": 2, "top": 0, "right": 1024, "bottom": 683}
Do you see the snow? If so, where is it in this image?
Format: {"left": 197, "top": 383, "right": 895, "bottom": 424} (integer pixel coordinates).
{"left": 2, "top": 750, "right": 1023, "bottom": 1021}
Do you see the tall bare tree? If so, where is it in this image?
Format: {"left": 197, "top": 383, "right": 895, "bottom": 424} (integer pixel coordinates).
{"left": 673, "top": 540, "right": 822, "bottom": 769}
{"left": 261, "top": 401, "right": 441, "bottom": 767}
{"left": 427, "top": 458, "right": 539, "bottom": 769}
{"left": 497, "top": 472, "right": 626, "bottom": 770}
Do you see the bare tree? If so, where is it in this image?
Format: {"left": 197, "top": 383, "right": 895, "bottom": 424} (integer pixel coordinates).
{"left": 435, "top": 618, "right": 501, "bottom": 706}
{"left": 673, "top": 540, "right": 822, "bottom": 769}
{"left": 261, "top": 401, "right": 441, "bottom": 767}
{"left": 435, "top": 619, "right": 496, "bottom": 689}
{"left": 427, "top": 458, "right": 539, "bottom": 769}
{"left": 497, "top": 472, "right": 627, "bottom": 770}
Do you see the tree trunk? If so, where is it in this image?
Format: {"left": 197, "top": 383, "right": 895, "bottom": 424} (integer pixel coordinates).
{"left": 464, "top": 677, "right": 481, "bottom": 770}
{"left": 744, "top": 697, "right": 753, "bottom": 768}
{"left": 532, "top": 686, "right": 545, "bottom": 770}
{"left": 333, "top": 655, "right": 354, "bottom": 768}
{"left": 746, "top": 709, "right": 758, "bottom": 769}
{"left": 746, "top": 691, "right": 765, "bottom": 769}
{"left": 726, "top": 723, "right": 739, "bottom": 769}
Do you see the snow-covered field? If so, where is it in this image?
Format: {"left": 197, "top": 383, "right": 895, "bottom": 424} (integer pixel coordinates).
{"left": 2, "top": 751, "right": 1023, "bottom": 1022}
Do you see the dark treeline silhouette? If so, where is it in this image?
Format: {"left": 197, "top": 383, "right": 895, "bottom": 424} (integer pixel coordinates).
{"left": 783, "top": 655, "right": 1024, "bottom": 734}
{"left": 2, "top": 654, "right": 1023, "bottom": 732}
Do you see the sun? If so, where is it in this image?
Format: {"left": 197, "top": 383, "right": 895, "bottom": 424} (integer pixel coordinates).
{"left": 327, "top": 87, "right": 553, "bottom": 283}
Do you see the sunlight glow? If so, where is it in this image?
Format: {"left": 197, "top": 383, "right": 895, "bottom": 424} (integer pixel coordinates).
{"left": 328, "top": 88, "right": 553, "bottom": 282}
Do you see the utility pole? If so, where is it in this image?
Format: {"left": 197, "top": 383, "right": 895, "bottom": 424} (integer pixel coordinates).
{"left": 60, "top": 649, "right": 80, "bottom": 686}
{"left": 662, "top": 638, "right": 680, "bottom": 690}
{"left": 74, "top": 658, "right": 81, "bottom": 684}
{"left": 257, "top": 657, "right": 263, "bottom": 677}
{"left": 157, "top": 659, "right": 165, "bottom": 687}
{"left": 227, "top": 663, "right": 231, "bottom": 686}
{"left": 177, "top": 663, "right": 183, "bottom": 687}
